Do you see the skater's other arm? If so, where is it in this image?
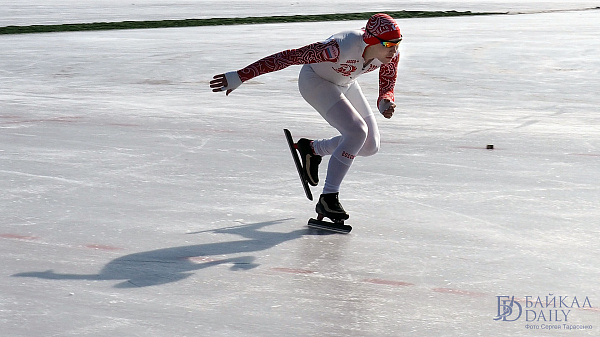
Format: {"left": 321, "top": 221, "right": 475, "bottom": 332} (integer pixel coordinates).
{"left": 210, "top": 40, "right": 339, "bottom": 95}
{"left": 377, "top": 53, "right": 400, "bottom": 119}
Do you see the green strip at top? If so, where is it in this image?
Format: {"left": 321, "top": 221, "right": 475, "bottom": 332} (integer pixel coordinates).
{"left": 0, "top": 10, "right": 504, "bottom": 35}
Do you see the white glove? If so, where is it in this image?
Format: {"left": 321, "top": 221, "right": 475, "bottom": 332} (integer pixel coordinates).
{"left": 210, "top": 71, "right": 242, "bottom": 95}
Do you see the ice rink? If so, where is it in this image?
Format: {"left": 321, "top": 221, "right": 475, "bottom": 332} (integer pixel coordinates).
{"left": 1, "top": 1, "right": 599, "bottom": 336}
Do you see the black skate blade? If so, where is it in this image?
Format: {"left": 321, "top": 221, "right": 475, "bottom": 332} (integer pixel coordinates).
{"left": 308, "top": 218, "right": 352, "bottom": 234}
{"left": 283, "top": 129, "right": 313, "bottom": 201}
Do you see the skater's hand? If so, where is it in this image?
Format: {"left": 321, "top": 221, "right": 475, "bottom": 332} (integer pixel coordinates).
{"left": 210, "top": 71, "right": 242, "bottom": 96}
{"left": 379, "top": 99, "right": 396, "bottom": 119}
{"left": 210, "top": 74, "right": 232, "bottom": 95}
{"left": 382, "top": 104, "right": 396, "bottom": 119}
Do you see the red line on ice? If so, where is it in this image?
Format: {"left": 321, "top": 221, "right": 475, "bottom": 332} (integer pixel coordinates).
{"left": 271, "top": 267, "right": 315, "bottom": 274}
{"left": 432, "top": 287, "right": 486, "bottom": 297}
{"left": 84, "top": 244, "right": 124, "bottom": 251}
{"left": 0, "top": 233, "right": 38, "bottom": 240}
{"left": 363, "top": 278, "right": 414, "bottom": 287}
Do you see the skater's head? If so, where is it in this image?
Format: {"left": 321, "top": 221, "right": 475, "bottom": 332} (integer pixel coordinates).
{"left": 363, "top": 13, "right": 402, "bottom": 47}
{"left": 362, "top": 14, "right": 402, "bottom": 64}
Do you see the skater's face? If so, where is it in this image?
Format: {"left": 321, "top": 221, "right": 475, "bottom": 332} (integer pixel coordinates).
{"left": 367, "top": 39, "right": 400, "bottom": 64}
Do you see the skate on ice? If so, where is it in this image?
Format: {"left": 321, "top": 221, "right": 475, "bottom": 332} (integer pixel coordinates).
{"left": 308, "top": 193, "right": 352, "bottom": 234}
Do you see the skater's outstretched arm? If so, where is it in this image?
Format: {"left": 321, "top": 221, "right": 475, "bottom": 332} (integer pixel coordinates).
{"left": 210, "top": 39, "right": 339, "bottom": 95}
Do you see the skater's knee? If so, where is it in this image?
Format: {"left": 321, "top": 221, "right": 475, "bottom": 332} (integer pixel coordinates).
{"left": 349, "top": 120, "right": 368, "bottom": 142}
{"left": 336, "top": 122, "right": 368, "bottom": 160}
{"left": 359, "top": 140, "right": 379, "bottom": 157}
{"left": 358, "top": 126, "right": 380, "bottom": 157}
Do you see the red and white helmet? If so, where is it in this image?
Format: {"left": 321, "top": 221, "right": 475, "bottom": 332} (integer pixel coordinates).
{"left": 363, "top": 13, "right": 402, "bottom": 45}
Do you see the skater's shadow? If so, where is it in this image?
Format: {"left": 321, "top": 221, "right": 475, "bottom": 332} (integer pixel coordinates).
{"left": 12, "top": 218, "right": 310, "bottom": 288}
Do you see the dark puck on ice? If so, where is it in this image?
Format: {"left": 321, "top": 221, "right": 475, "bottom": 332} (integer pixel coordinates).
{"left": 486, "top": 144, "right": 494, "bottom": 150}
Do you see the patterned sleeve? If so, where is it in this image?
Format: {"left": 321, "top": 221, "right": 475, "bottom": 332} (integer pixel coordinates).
{"left": 377, "top": 52, "right": 400, "bottom": 106}
{"left": 237, "top": 39, "right": 340, "bottom": 82}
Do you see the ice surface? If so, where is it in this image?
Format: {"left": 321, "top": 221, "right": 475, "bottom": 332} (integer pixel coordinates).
{"left": 1, "top": 2, "right": 599, "bottom": 336}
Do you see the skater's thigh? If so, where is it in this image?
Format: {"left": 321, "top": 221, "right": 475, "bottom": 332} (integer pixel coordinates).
{"left": 323, "top": 99, "right": 369, "bottom": 141}
{"left": 344, "top": 81, "right": 375, "bottom": 119}
{"left": 298, "top": 65, "right": 346, "bottom": 114}
{"left": 344, "top": 82, "right": 380, "bottom": 156}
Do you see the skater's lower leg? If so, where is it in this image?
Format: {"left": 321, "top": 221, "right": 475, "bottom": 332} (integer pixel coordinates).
{"left": 322, "top": 156, "right": 350, "bottom": 194}
{"left": 315, "top": 156, "right": 351, "bottom": 220}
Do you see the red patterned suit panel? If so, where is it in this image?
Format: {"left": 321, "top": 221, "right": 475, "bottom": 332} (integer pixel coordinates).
{"left": 237, "top": 40, "right": 340, "bottom": 82}
{"left": 378, "top": 53, "right": 400, "bottom": 104}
